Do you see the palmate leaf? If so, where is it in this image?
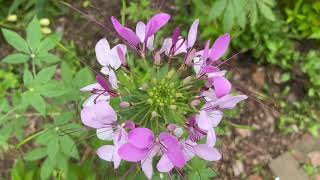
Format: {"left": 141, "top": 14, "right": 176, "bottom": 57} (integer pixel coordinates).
{"left": 37, "top": 32, "right": 62, "bottom": 53}
{"left": 41, "top": 158, "right": 54, "bottom": 180}
{"left": 257, "top": 0, "right": 276, "bottom": 21}
{"left": 28, "top": 93, "right": 46, "bottom": 115}
{"left": 23, "top": 68, "right": 33, "bottom": 86}
{"left": 223, "top": 1, "right": 234, "bottom": 32}
{"left": 1, "top": 28, "right": 30, "bottom": 53}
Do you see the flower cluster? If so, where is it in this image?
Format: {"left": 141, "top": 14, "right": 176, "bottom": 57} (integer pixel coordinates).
{"left": 80, "top": 13, "right": 247, "bottom": 179}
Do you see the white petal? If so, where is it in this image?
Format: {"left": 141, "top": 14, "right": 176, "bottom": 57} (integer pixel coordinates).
{"left": 159, "top": 38, "right": 172, "bottom": 54}
{"left": 80, "top": 83, "right": 101, "bottom": 92}
{"left": 97, "top": 127, "right": 114, "bottom": 141}
{"left": 136, "top": 22, "right": 146, "bottom": 42}
{"left": 146, "top": 35, "right": 155, "bottom": 51}
{"left": 97, "top": 145, "right": 114, "bottom": 161}
{"left": 95, "top": 39, "right": 112, "bottom": 66}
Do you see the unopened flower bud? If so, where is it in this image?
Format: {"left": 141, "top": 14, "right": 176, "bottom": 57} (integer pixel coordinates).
{"left": 174, "top": 127, "right": 184, "bottom": 137}
{"left": 40, "top": 18, "right": 50, "bottom": 26}
{"left": 167, "top": 124, "right": 177, "bottom": 131}
{"left": 167, "top": 69, "right": 175, "bottom": 79}
{"left": 120, "top": 101, "right": 130, "bottom": 108}
{"left": 6, "top": 14, "right": 17, "bottom": 22}
{"left": 190, "top": 99, "right": 201, "bottom": 107}
{"left": 151, "top": 111, "right": 159, "bottom": 119}
{"left": 41, "top": 27, "right": 52, "bottom": 34}
{"left": 170, "top": 105, "right": 177, "bottom": 110}
{"left": 183, "top": 76, "right": 192, "bottom": 85}
{"left": 154, "top": 51, "right": 162, "bottom": 66}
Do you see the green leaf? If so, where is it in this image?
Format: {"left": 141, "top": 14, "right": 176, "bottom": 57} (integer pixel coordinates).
{"left": 73, "top": 68, "right": 93, "bottom": 88}
{"left": 223, "top": 2, "right": 234, "bottom": 32}
{"left": 38, "top": 53, "right": 60, "bottom": 63}
{"left": 60, "top": 135, "right": 79, "bottom": 159}
{"left": 208, "top": 0, "right": 227, "bottom": 20}
{"left": 34, "top": 66, "right": 56, "bottom": 84}
{"left": 24, "top": 147, "right": 47, "bottom": 161}
{"left": 47, "top": 137, "right": 60, "bottom": 160}
{"left": 61, "top": 62, "right": 73, "bottom": 83}
{"left": 54, "top": 112, "right": 73, "bottom": 125}
{"left": 29, "top": 93, "right": 46, "bottom": 115}
{"left": 2, "top": 53, "right": 29, "bottom": 64}
{"left": 40, "top": 158, "right": 54, "bottom": 180}
{"left": 27, "top": 17, "right": 42, "bottom": 52}
{"left": 23, "top": 68, "right": 33, "bottom": 86}
{"left": 249, "top": 0, "right": 258, "bottom": 26}
{"left": 1, "top": 28, "right": 30, "bottom": 53}
{"left": 37, "top": 32, "right": 62, "bottom": 53}
{"left": 39, "top": 81, "right": 66, "bottom": 97}
{"left": 257, "top": 1, "right": 275, "bottom": 21}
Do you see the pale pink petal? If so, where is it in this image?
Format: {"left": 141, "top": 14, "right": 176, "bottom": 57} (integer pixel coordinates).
{"left": 202, "top": 40, "right": 211, "bottom": 60}
{"left": 159, "top": 132, "right": 179, "bottom": 148}
{"left": 156, "top": 154, "right": 174, "bottom": 172}
{"left": 206, "top": 129, "right": 216, "bottom": 147}
{"left": 210, "top": 33, "right": 231, "bottom": 61}
{"left": 96, "top": 127, "right": 114, "bottom": 141}
{"left": 187, "top": 19, "right": 199, "bottom": 48}
{"left": 173, "top": 38, "right": 187, "bottom": 56}
{"left": 136, "top": 21, "right": 146, "bottom": 42}
{"left": 118, "top": 143, "right": 149, "bottom": 162}
{"left": 213, "top": 76, "right": 231, "bottom": 98}
{"left": 95, "top": 39, "right": 112, "bottom": 66}
{"left": 141, "top": 145, "right": 158, "bottom": 179}
{"left": 111, "top": 16, "right": 140, "bottom": 47}
{"left": 194, "top": 144, "right": 221, "bottom": 161}
{"left": 80, "top": 101, "right": 117, "bottom": 128}
{"left": 128, "top": 128, "right": 154, "bottom": 149}
{"left": 145, "top": 13, "right": 170, "bottom": 41}
{"left": 201, "top": 66, "right": 219, "bottom": 74}
{"left": 197, "top": 110, "right": 213, "bottom": 131}
{"left": 82, "top": 94, "right": 110, "bottom": 107}
{"left": 146, "top": 35, "right": 155, "bottom": 51}
{"left": 100, "top": 67, "right": 118, "bottom": 89}
{"left": 215, "top": 95, "right": 248, "bottom": 109}
{"left": 80, "top": 83, "right": 101, "bottom": 92}
{"left": 159, "top": 38, "right": 172, "bottom": 54}
{"left": 113, "top": 144, "right": 122, "bottom": 169}
{"left": 97, "top": 145, "right": 114, "bottom": 161}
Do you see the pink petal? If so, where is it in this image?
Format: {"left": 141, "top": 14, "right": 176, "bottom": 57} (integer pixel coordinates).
{"left": 201, "top": 66, "right": 219, "bottom": 74}
{"left": 166, "top": 148, "right": 186, "bottom": 168}
{"left": 136, "top": 21, "right": 146, "bottom": 42}
{"left": 145, "top": 13, "right": 171, "bottom": 41}
{"left": 156, "top": 154, "right": 174, "bottom": 172}
{"left": 124, "top": 120, "right": 135, "bottom": 129}
{"left": 172, "top": 27, "right": 181, "bottom": 45}
{"left": 100, "top": 68, "right": 118, "bottom": 89}
{"left": 118, "top": 143, "right": 148, "bottom": 162}
{"left": 213, "top": 76, "right": 231, "bottom": 98}
{"left": 97, "top": 145, "right": 114, "bottom": 161}
{"left": 194, "top": 144, "right": 221, "bottom": 161}
{"left": 95, "top": 39, "right": 111, "bottom": 66}
{"left": 159, "top": 132, "right": 179, "bottom": 148}
{"left": 128, "top": 128, "right": 155, "bottom": 149}
{"left": 113, "top": 144, "right": 122, "bottom": 169}
{"left": 210, "top": 33, "right": 231, "bottom": 61}
{"left": 202, "top": 40, "right": 211, "bottom": 60}
{"left": 80, "top": 101, "right": 117, "bottom": 129}
{"left": 116, "top": 46, "right": 127, "bottom": 67}
{"left": 173, "top": 39, "right": 187, "bottom": 56}
{"left": 187, "top": 19, "right": 199, "bottom": 48}
{"left": 111, "top": 16, "right": 140, "bottom": 47}
{"left": 185, "top": 48, "right": 197, "bottom": 65}
{"left": 96, "top": 75, "right": 110, "bottom": 90}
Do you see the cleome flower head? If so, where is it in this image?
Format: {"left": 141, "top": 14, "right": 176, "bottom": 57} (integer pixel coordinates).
{"left": 80, "top": 13, "right": 247, "bottom": 179}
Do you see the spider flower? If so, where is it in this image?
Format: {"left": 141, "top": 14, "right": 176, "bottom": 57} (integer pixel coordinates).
{"left": 80, "top": 13, "right": 247, "bottom": 179}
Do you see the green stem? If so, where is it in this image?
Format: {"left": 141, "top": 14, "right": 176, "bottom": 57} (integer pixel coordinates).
{"left": 16, "top": 128, "right": 48, "bottom": 149}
